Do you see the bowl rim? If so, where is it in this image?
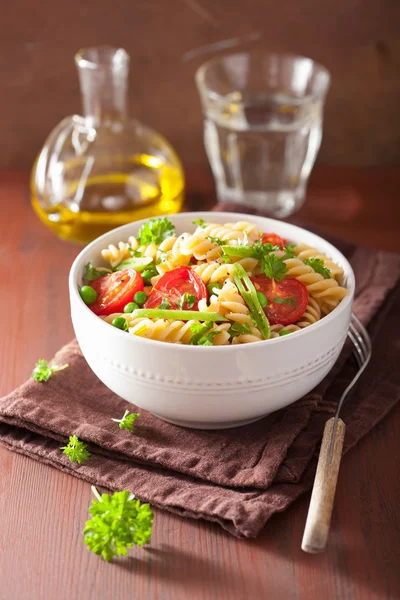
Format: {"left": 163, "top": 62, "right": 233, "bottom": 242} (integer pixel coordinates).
{"left": 69, "top": 211, "right": 355, "bottom": 351}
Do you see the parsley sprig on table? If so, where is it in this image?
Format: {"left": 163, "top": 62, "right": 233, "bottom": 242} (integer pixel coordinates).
{"left": 304, "top": 257, "right": 331, "bottom": 279}
{"left": 61, "top": 435, "right": 90, "bottom": 464}
{"left": 111, "top": 410, "right": 140, "bottom": 432}
{"left": 137, "top": 217, "right": 175, "bottom": 245}
{"left": 83, "top": 486, "right": 154, "bottom": 561}
{"left": 32, "top": 359, "right": 69, "bottom": 382}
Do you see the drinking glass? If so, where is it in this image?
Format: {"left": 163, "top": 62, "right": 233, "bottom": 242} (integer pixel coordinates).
{"left": 196, "top": 52, "right": 330, "bottom": 217}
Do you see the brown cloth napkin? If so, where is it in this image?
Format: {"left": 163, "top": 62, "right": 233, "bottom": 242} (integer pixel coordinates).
{"left": 0, "top": 212, "right": 399, "bottom": 538}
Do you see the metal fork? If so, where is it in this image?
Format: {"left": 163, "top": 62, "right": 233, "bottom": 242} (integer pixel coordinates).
{"left": 301, "top": 313, "right": 372, "bottom": 553}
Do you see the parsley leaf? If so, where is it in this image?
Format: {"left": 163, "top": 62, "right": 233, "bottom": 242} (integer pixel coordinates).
{"left": 177, "top": 293, "right": 196, "bottom": 310}
{"left": 272, "top": 296, "right": 296, "bottom": 307}
{"left": 159, "top": 297, "right": 172, "bottom": 310}
{"left": 261, "top": 254, "right": 288, "bottom": 282}
{"left": 304, "top": 257, "right": 331, "bottom": 279}
{"left": 188, "top": 322, "right": 220, "bottom": 346}
{"left": 32, "top": 359, "right": 69, "bottom": 382}
{"left": 61, "top": 435, "right": 90, "bottom": 464}
{"left": 228, "top": 322, "right": 252, "bottom": 338}
{"left": 282, "top": 244, "right": 296, "bottom": 259}
{"left": 111, "top": 409, "right": 140, "bottom": 432}
{"left": 189, "top": 323, "right": 205, "bottom": 334}
{"left": 84, "top": 486, "right": 154, "bottom": 561}
{"left": 137, "top": 218, "right": 175, "bottom": 246}
{"left": 207, "top": 236, "right": 224, "bottom": 246}
{"left": 193, "top": 218, "right": 206, "bottom": 228}
{"left": 83, "top": 261, "right": 109, "bottom": 283}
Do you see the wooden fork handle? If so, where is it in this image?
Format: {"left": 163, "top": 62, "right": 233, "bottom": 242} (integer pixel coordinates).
{"left": 301, "top": 417, "right": 346, "bottom": 554}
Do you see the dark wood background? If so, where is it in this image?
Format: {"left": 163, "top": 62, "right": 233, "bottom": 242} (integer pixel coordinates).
{"left": 1, "top": 0, "right": 400, "bottom": 171}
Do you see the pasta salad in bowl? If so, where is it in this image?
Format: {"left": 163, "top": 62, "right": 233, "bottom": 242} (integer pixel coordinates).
{"left": 69, "top": 212, "right": 354, "bottom": 428}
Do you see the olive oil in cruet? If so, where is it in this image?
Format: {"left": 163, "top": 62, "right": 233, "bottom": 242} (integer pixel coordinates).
{"left": 31, "top": 47, "right": 184, "bottom": 244}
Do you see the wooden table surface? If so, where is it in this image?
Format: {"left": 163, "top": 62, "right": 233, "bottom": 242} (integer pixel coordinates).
{"left": 1, "top": 169, "right": 399, "bottom": 600}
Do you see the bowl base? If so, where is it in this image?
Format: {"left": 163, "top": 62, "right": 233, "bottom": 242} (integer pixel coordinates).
{"left": 151, "top": 412, "right": 266, "bottom": 430}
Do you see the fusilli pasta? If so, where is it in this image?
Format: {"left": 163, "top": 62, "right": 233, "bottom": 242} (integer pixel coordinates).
{"left": 88, "top": 217, "right": 349, "bottom": 346}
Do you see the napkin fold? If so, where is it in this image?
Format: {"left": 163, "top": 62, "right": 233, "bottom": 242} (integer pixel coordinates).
{"left": 1, "top": 218, "right": 399, "bottom": 537}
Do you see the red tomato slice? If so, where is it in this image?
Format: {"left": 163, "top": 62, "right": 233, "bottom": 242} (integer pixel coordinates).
{"left": 144, "top": 266, "right": 208, "bottom": 310}
{"left": 251, "top": 276, "right": 309, "bottom": 325}
{"left": 261, "top": 232, "right": 287, "bottom": 249}
{"left": 89, "top": 269, "right": 144, "bottom": 316}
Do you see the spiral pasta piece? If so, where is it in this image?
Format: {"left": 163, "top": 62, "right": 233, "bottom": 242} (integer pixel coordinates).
{"left": 295, "top": 297, "right": 321, "bottom": 328}
{"left": 284, "top": 257, "right": 348, "bottom": 311}
{"left": 293, "top": 243, "right": 344, "bottom": 280}
{"left": 101, "top": 242, "right": 131, "bottom": 268}
{"left": 270, "top": 324, "right": 301, "bottom": 338}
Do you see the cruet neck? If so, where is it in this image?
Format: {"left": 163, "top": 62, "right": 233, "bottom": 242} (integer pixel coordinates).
{"left": 75, "top": 46, "right": 129, "bottom": 124}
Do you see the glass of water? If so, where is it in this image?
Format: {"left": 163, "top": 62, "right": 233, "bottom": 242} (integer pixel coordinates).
{"left": 196, "top": 52, "right": 330, "bottom": 217}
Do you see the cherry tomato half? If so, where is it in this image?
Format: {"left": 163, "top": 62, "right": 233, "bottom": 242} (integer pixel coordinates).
{"left": 261, "top": 232, "right": 287, "bottom": 249}
{"left": 89, "top": 269, "right": 144, "bottom": 316}
{"left": 144, "top": 266, "right": 208, "bottom": 310}
{"left": 251, "top": 276, "right": 309, "bottom": 325}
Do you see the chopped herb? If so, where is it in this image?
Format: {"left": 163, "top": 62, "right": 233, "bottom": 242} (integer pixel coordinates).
{"left": 279, "top": 329, "right": 292, "bottom": 336}
{"left": 137, "top": 217, "right": 175, "bottom": 246}
{"left": 228, "top": 322, "right": 252, "bottom": 338}
{"left": 32, "top": 359, "right": 69, "bottom": 382}
{"left": 193, "top": 218, "right": 206, "bottom": 228}
{"left": 189, "top": 323, "right": 205, "bottom": 334}
{"left": 261, "top": 254, "right": 288, "bottom": 282}
{"left": 111, "top": 409, "right": 140, "bottom": 432}
{"left": 83, "top": 261, "right": 109, "bottom": 283}
{"left": 207, "top": 236, "right": 224, "bottom": 246}
{"left": 177, "top": 293, "right": 196, "bottom": 310}
{"left": 83, "top": 486, "right": 153, "bottom": 561}
{"left": 61, "top": 435, "right": 90, "bottom": 464}
{"left": 188, "top": 322, "right": 221, "bottom": 346}
{"left": 282, "top": 244, "right": 296, "bottom": 259}
{"left": 273, "top": 296, "right": 296, "bottom": 307}
{"left": 159, "top": 297, "right": 172, "bottom": 310}
{"left": 304, "top": 257, "right": 331, "bottom": 279}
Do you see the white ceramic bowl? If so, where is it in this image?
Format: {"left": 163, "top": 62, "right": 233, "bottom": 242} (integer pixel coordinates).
{"left": 69, "top": 212, "right": 355, "bottom": 429}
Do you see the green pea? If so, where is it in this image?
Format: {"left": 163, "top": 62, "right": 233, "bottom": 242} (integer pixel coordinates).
{"left": 279, "top": 329, "right": 291, "bottom": 336}
{"left": 111, "top": 316, "right": 128, "bottom": 331}
{"left": 79, "top": 285, "right": 97, "bottom": 305}
{"left": 134, "top": 291, "right": 148, "bottom": 306}
{"left": 207, "top": 282, "right": 222, "bottom": 296}
{"left": 256, "top": 291, "right": 267, "bottom": 308}
{"left": 123, "top": 302, "right": 139, "bottom": 313}
{"left": 141, "top": 269, "right": 155, "bottom": 284}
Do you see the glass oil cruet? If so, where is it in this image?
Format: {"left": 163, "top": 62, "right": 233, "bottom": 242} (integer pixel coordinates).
{"left": 31, "top": 46, "right": 185, "bottom": 244}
